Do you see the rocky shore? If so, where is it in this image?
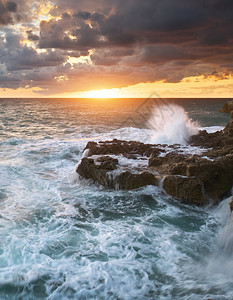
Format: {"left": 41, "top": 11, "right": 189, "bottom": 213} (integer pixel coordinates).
{"left": 76, "top": 100, "right": 233, "bottom": 206}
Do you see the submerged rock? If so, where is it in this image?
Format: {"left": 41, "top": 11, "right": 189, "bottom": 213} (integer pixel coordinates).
{"left": 76, "top": 100, "right": 233, "bottom": 206}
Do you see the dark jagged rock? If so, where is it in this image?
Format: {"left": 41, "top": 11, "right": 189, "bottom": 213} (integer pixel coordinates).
{"left": 229, "top": 197, "right": 233, "bottom": 212}
{"left": 84, "top": 139, "right": 164, "bottom": 158}
{"left": 77, "top": 156, "right": 119, "bottom": 188}
{"left": 219, "top": 100, "right": 233, "bottom": 113}
{"left": 224, "top": 119, "right": 233, "bottom": 138}
{"left": 149, "top": 152, "right": 186, "bottom": 168}
{"left": 190, "top": 99, "right": 233, "bottom": 147}
{"left": 96, "top": 156, "right": 118, "bottom": 170}
{"left": 163, "top": 176, "right": 206, "bottom": 206}
{"left": 149, "top": 152, "right": 189, "bottom": 176}
{"left": 77, "top": 155, "right": 159, "bottom": 190}
{"left": 189, "top": 130, "right": 224, "bottom": 148}
{"left": 163, "top": 155, "right": 233, "bottom": 204}
{"left": 205, "top": 146, "right": 233, "bottom": 158}
{"left": 114, "top": 171, "right": 159, "bottom": 190}
{"left": 76, "top": 100, "right": 233, "bottom": 206}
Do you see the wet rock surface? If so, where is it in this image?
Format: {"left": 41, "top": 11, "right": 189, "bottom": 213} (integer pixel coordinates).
{"left": 84, "top": 139, "right": 164, "bottom": 157}
{"left": 76, "top": 101, "right": 233, "bottom": 206}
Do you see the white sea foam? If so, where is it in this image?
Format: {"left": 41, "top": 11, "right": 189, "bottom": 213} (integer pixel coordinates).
{"left": 1, "top": 99, "right": 232, "bottom": 299}
{"left": 148, "top": 104, "right": 199, "bottom": 145}
{"left": 200, "top": 125, "right": 224, "bottom": 133}
{"left": 213, "top": 195, "right": 233, "bottom": 258}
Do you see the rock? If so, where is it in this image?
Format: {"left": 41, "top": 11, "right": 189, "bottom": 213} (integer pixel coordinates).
{"left": 189, "top": 130, "right": 224, "bottom": 148}
{"left": 229, "top": 198, "right": 233, "bottom": 212}
{"left": 77, "top": 136, "right": 233, "bottom": 206}
{"left": 205, "top": 146, "right": 233, "bottom": 158}
{"left": 77, "top": 154, "right": 159, "bottom": 190}
{"left": 219, "top": 100, "right": 233, "bottom": 113}
{"left": 149, "top": 152, "right": 186, "bottom": 168}
{"left": 189, "top": 100, "right": 233, "bottom": 147}
{"left": 219, "top": 100, "right": 233, "bottom": 141}
{"left": 224, "top": 119, "right": 233, "bottom": 138}
{"left": 186, "top": 155, "right": 233, "bottom": 201}
{"left": 84, "top": 139, "right": 163, "bottom": 158}
{"left": 163, "top": 176, "right": 206, "bottom": 206}
{"left": 76, "top": 101, "right": 233, "bottom": 207}
{"left": 77, "top": 156, "right": 118, "bottom": 188}
{"left": 114, "top": 171, "right": 159, "bottom": 190}
{"left": 96, "top": 156, "right": 118, "bottom": 170}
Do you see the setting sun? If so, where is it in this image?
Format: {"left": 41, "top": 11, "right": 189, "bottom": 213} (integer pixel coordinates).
{"left": 1, "top": 0, "right": 233, "bottom": 298}
{"left": 85, "top": 88, "right": 120, "bottom": 98}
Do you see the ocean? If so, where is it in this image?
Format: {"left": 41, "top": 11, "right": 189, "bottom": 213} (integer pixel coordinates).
{"left": 0, "top": 98, "right": 232, "bottom": 299}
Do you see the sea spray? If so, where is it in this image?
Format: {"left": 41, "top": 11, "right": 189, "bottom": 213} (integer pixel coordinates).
{"left": 148, "top": 104, "right": 199, "bottom": 145}
{"left": 202, "top": 195, "right": 233, "bottom": 280}
{"left": 214, "top": 196, "right": 233, "bottom": 257}
{"left": 71, "top": 148, "right": 89, "bottom": 184}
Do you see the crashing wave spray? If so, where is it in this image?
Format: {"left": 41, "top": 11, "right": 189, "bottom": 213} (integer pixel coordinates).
{"left": 203, "top": 195, "right": 233, "bottom": 278}
{"left": 148, "top": 103, "right": 199, "bottom": 145}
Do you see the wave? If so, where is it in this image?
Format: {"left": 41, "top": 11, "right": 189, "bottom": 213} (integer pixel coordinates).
{"left": 147, "top": 104, "right": 199, "bottom": 145}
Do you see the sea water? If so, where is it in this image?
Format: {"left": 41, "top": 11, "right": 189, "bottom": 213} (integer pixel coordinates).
{"left": 0, "top": 98, "right": 232, "bottom": 299}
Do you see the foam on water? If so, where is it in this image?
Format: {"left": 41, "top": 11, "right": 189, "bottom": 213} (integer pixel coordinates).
{"left": 175, "top": 195, "right": 233, "bottom": 300}
{"left": 0, "top": 135, "right": 232, "bottom": 299}
{"left": 0, "top": 98, "right": 232, "bottom": 299}
{"left": 200, "top": 125, "right": 224, "bottom": 133}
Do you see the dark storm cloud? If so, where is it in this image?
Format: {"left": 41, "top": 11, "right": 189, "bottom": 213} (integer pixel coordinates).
{"left": 6, "top": 1, "right": 17, "bottom": 12}
{"left": 38, "top": 0, "right": 233, "bottom": 53}
{"left": 0, "top": 0, "right": 17, "bottom": 24}
{"left": 0, "top": 32, "right": 66, "bottom": 72}
{"left": 6, "top": 47, "right": 66, "bottom": 71}
{"left": 139, "top": 46, "right": 199, "bottom": 65}
{"left": 26, "top": 30, "right": 39, "bottom": 41}
{"left": 39, "top": 12, "right": 106, "bottom": 51}
{"left": 90, "top": 48, "right": 135, "bottom": 66}
{"left": 1, "top": 0, "right": 233, "bottom": 93}
{"left": 0, "top": 0, "right": 39, "bottom": 26}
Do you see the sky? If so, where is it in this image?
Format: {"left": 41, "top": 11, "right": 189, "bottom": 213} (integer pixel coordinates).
{"left": 0, "top": 0, "right": 233, "bottom": 98}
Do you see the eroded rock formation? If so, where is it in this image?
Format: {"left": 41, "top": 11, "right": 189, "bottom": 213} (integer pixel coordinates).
{"left": 76, "top": 101, "right": 233, "bottom": 206}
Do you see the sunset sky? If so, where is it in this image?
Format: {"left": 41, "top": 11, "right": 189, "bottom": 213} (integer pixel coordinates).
{"left": 0, "top": 0, "right": 233, "bottom": 98}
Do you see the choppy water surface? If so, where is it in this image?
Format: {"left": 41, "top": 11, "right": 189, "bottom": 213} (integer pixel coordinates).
{"left": 0, "top": 98, "right": 232, "bottom": 299}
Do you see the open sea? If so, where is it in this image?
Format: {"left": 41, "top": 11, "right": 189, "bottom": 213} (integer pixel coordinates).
{"left": 0, "top": 98, "right": 233, "bottom": 299}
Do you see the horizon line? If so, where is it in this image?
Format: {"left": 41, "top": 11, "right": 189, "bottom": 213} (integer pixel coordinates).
{"left": 0, "top": 97, "right": 232, "bottom": 100}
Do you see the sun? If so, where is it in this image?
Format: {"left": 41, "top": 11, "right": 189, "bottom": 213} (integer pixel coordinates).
{"left": 86, "top": 88, "right": 120, "bottom": 98}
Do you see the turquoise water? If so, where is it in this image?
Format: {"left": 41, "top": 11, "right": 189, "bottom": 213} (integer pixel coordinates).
{"left": 0, "top": 98, "right": 232, "bottom": 299}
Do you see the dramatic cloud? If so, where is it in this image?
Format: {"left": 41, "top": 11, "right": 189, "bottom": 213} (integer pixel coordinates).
{"left": 0, "top": 0, "right": 17, "bottom": 24}
{"left": 26, "top": 30, "right": 39, "bottom": 41}
{"left": 0, "top": 0, "right": 233, "bottom": 94}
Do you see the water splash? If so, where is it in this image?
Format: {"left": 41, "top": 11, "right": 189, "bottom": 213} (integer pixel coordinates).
{"left": 214, "top": 196, "right": 233, "bottom": 258}
{"left": 148, "top": 104, "right": 199, "bottom": 145}
{"left": 187, "top": 194, "right": 233, "bottom": 283}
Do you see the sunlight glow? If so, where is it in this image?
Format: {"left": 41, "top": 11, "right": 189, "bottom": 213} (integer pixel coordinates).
{"left": 1, "top": 75, "right": 233, "bottom": 98}
{"left": 85, "top": 88, "right": 120, "bottom": 98}
{"left": 75, "top": 75, "right": 233, "bottom": 98}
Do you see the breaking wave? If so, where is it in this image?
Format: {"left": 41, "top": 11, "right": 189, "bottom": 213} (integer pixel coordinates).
{"left": 148, "top": 104, "right": 199, "bottom": 145}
